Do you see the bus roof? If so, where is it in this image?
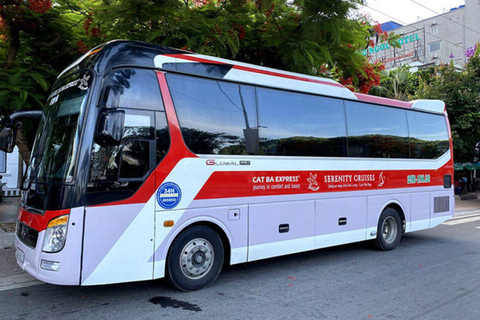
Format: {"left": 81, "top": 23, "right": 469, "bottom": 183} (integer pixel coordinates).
{"left": 60, "top": 40, "right": 446, "bottom": 116}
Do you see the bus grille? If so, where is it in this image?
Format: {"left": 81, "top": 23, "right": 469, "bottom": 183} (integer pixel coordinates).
{"left": 17, "top": 222, "right": 38, "bottom": 248}
{"left": 434, "top": 196, "right": 450, "bottom": 213}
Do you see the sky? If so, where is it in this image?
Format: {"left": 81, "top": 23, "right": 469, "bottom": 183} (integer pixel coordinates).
{"left": 358, "top": 0, "right": 466, "bottom": 25}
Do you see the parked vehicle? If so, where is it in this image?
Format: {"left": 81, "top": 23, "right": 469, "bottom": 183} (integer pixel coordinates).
{"left": 0, "top": 41, "right": 454, "bottom": 291}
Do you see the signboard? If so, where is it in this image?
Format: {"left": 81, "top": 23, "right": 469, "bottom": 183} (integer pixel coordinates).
{"left": 362, "top": 29, "right": 426, "bottom": 69}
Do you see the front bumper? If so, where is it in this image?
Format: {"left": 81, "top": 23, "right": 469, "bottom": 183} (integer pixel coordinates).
{"left": 15, "top": 207, "right": 85, "bottom": 285}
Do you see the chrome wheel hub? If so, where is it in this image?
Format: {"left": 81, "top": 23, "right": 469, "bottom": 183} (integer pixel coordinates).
{"left": 382, "top": 216, "right": 398, "bottom": 244}
{"left": 180, "top": 238, "right": 214, "bottom": 279}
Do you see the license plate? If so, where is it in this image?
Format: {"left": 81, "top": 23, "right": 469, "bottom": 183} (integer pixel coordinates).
{"left": 16, "top": 248, "right": 25, "bottom": 264}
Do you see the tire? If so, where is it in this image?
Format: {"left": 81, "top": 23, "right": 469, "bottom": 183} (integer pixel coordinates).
{"left": 375, "top": 207, "right": 402, "bottom": 251}
{"left": 166, "top": 226, "right": 224, "bottom": 291}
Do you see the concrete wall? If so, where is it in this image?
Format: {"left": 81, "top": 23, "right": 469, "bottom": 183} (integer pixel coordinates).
{"left": 464, "top": 0, "right": 480, "bottom": 55}
{"left": 381, "top": 1, "right": 480, "bottom": 69}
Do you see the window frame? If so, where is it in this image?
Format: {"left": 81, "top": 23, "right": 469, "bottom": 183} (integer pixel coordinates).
{"left": 406, "top": 109, "right": 450, "bottom": 159}
{"left": 345, "top": 100, "right": 410, "bottom": 159}
{"left": 429, "top": 41, "right": 441, "bottom": 53}
{"left": 86, "top": 67, "right": 171, "bottom": 205}
{"left": 166, "top": 72, "right": 259, "bottom": 156}
{"left": 256, "top": 86, "right": 348, "bottom": 157}
{"left": 164, "top": 70, "right": 450, "bottom": 160}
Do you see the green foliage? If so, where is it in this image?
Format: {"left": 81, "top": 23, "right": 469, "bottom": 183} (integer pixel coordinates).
{"left": 0, "top": 65, "right": 54, "bottom": 115}
{"left": 87, "top": 0, "right": 371, "bottom": 76}
{"left": 0, "top": 1, "right": 87, "bottom": 116}
{"left": 370, "top": 66, "right": 417, "bottom": 101}
{"left": 414, "top": 57, "right": 480, "bottom": 163}
{"left": 1, "top": 0, "right": 376, "bottom": 161}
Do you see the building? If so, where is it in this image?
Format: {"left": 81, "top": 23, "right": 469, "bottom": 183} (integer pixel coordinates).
{"left": 363, "top": 0, "right": 480, "bottom": 70}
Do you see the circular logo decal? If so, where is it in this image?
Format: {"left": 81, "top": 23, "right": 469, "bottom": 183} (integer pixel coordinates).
{"left": 157, "top": 182, "right": 182, "bottom": 209}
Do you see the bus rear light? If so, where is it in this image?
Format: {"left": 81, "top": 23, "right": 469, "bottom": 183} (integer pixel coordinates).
{"left": 41, "top": 260, "right": 61, "bottom": 271}
{"left": 43, "top": 215, "right": 69, "bottom": 253}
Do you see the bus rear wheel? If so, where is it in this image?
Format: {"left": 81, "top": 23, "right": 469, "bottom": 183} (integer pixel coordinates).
{"left": 166, "top": 225, "right": 224, "bottom": 291}
{"left": 375, "top": 207, "right": 402, "bottom": 251}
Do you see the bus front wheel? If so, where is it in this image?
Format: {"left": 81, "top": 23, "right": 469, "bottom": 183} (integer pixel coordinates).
{"left": 375, "top": 207, "right": 402, "bottom": 251}
{"left": 166, "top": 225, "right": 224, "bottom": 291}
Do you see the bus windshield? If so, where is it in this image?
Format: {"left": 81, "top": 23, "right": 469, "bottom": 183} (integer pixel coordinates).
{"left": 25, "top": 72, "right": 92, "bottom": 184}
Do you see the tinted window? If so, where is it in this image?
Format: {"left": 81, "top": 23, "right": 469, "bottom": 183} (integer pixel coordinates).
{"left": 257, "top": 88, "right": 347, "bottom": 157}
{"left": 346, "top": 102, "right": 409, "bottom": 158}
{"left": 87, "top": 110, "right": 169, "bottom": 205}
{"left": 119, "top": 140, "right": 150, "bottom": 179}
{"left": 106, "top": 69, "right": 164, "bottom": 111}
{"left": 167, "top": 74, "right": 257, "bottom": 155}
{"left": 407, "top": 111, "right": 449, "bottom": 159}
{"left": 89, "top": 109, "right": 154, "bottom": 182}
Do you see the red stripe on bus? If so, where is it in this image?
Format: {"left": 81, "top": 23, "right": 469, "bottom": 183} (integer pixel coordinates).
{"left": 18, "top": 208, "right": 70, "bottom": 232}
{"left": 354, "top": 93, "right": 413, "bottom": 109}
{"left": 163, "top": 54, "right": 345, "bottom": 88}
{"left": 194, "top": 166, "right": 453, "bottom": 200}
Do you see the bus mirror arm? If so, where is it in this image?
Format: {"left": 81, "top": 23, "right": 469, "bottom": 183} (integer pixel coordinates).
{"left": 0, "top": 110, "right": 42, "bottom": 153}
{"left": 95, "top": 110, "right": 125, "bottom": 146}
{"left": 474, "top": 142, "right": 480, "bottom": 163}
{"left": 0, "top": 110, "right": 42, "bottom": 127}
{"left": 104, "top": 86, "right": 121, "bottom": 109}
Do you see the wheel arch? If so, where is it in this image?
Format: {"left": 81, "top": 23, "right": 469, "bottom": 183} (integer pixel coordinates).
{"left": 379, "top": 200, "right": 406, "bottom": 232}
{"left": 163, "top": 217, "right": 233, "bottom": 268}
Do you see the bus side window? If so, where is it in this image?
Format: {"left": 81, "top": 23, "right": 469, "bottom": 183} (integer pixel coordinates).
{"left": 106, "top": 69, "right": 164, "bottom": 111}
{"left": 407, "top": 112, "right": 449, "bottom": 159}
{"left": 167, "top": 73, "right": 258, "bottom": 155}
{"left": 345, "top": 102, "right": 409, "bottom": 158}
{"left": 256, "top": 88, "right": 347, "bottom": 157}
{"left": 119, "top": 140, "right": 151, "bottom": 179}
{"left": 87, "top": 109, "right": 158, "bottom": 205}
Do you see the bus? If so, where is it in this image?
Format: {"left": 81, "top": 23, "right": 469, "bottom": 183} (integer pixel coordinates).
{"left": 0, "top": 40, "right": 454, "bottom": 291}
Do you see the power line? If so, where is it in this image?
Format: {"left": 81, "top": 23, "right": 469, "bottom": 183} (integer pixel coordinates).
{"left": 410, "top": 0, "right": 480, "bottom": 37}
{"left": 362, "top": 4, "right": 466, "bottom": 50}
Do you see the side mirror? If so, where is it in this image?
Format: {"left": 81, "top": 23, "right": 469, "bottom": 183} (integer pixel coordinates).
{"left": 475, "top": 142, "right": 480, "bottom": 163}
{"left": 96, "top": 110, "right": 125, "bottom": 146}
{"left": 0, "top": 126, "right": 17, "bottom": 153}
{"left": 0, "top": 110, "right": 41, "bottom": 153}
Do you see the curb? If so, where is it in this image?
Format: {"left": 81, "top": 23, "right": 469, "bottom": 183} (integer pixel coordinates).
{"left": 0, "top": 274, "right": 44, "bottom": 292}
{"left": 453, "top": 209, "right": 480, "bottom": 217}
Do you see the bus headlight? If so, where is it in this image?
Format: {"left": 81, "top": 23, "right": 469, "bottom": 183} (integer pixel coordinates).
{"left": 43, "top": 215, "right": 69, "bottom": 253}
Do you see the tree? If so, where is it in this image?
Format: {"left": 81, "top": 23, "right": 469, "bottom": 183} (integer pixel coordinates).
{"left": 0, "top": 0, "right": 86, "bottom": 163}
{"left": 369, "top": 66, "right": 418, "bottom": 101}
{"left": 336, "top": 18, "right": 399, "bottom": 94}
{"left": 415, "top": 51, "right": 480, "bottom": 163}
{"left": 337, "top": 61, "right": 385, "bottom": 94}
{"left": 85, "top": 0, "right": 372, "bottom": 77}
{"left": 2, "top": 0, "right": 380, "bottom": 164}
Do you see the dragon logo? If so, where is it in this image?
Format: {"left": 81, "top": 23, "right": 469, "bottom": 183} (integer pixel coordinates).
{"left": 378, "top": 171, "right": 386, "bottom": 187}
{"left": 78, "top": 74, "right": 90, "bottom": 91}
{"left": 307, "top": 173, "right": 320, "bottom": 191}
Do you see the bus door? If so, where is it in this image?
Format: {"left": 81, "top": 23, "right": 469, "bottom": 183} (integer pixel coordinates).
{"left": 81, "top": 68, "right": 169, "bottom": 285}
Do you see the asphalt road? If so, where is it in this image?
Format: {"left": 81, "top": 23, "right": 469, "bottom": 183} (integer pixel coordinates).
{"left": 1, "top": 214, "right": 479, "bottom": 320}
